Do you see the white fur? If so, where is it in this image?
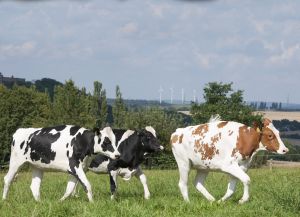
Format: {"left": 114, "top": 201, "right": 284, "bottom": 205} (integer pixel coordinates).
{"left": 145, "top": 126, "right": 156, "bottom": 137}
{"left": 117, "top": 130, "right": 135, "bottom": 148}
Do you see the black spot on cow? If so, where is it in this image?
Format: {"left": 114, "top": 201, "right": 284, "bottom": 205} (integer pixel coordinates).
{"left": 20, "top": 141, "right": 25, "bottom": 149}
{"left": 40, "top": 125, "right": 66, "bottom": 134}
{"left": 89, "top": 155, "right": 109, "bottom": 169}
{"left": 24, "top": 127, "right": 61, "bottom": 164}
{"left": 101, "top": 137, "right": 114, "bottom": 152}
{"left": 70, "top": 126, "right": 81, "bottom": 136}
{"left": 12, "top": 140, "right": 15, "bottom": 147}
{"left": 69, "top": 130, "right": 95, "bottom": 171}
{"left": 67, "top": 150, "right": 69, "bottom": 158}
{"left": 66, "top": 143, "right": 69, "bottom": 148}
{"left": 112, "top": 129, "right": 126, "bottom": 143}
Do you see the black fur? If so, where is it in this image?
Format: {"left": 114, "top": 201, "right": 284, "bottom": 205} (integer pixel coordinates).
{"left": 70, "top": 126, "right": 80, "bottom": 136}
{"left": 24, "top": 127, "right": 60, "bottom": 164}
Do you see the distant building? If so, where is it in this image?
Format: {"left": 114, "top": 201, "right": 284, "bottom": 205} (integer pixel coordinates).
{"left": 0, "top": 72, "right": 27, "bottom": 87}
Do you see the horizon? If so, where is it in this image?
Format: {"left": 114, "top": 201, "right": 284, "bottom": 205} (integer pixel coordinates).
{"left": 1, "top": 0, "right": 300, "bottom": 103}
{"left": 1, "top": 71, "right": 300, "bottom": 106}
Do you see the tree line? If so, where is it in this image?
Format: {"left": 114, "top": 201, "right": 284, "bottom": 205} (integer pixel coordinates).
{"left": 0, "top": 80, "right": 190, "bottom": 164}
{"left": 1, "top": 80, "right": 297, "bottom": 167}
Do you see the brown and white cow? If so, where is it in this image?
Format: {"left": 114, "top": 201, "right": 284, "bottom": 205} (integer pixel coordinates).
{"left": 171, "top": 118, "right": 288, "bottom": 204}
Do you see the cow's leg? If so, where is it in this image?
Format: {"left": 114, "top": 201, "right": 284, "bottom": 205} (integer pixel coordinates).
{"left": 109, "top": 170, "right": 118, "bottom": 200}
{"left": 2, "top": 161, "right": 23, "bottom": 200}
{"left": 71, "top": 181, "right": 79, "bottom": 197}
{"left": 73, "top": 166, "right": 93, "bottom": 202}
{"left": 221, "top": 164, "right": 251, "bottom": 204}
{"left": 30, "top": 168, "right": 44, "bottom": 201}
{"left": 134, "top": 167, "right": 150, "bottom": 199}
{"left": 177, "top": 161, "right": 191, "bottom": 202}
{"left": 60, "top": 176, "right": 78, "bottom": 201}
{"left": 218, "top": 176, "right": 238, "bottom": 202}
{"left": 194, "top": 170, "right": 215, "bottom": 202}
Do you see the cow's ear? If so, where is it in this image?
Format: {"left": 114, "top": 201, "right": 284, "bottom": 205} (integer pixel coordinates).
{"left": 93, "top": 127, "right": 100, "bottom": 136}
{"left": 252, "top": 121, "right": 261, "bottom": 133}
{"left": 263, "top": 118, "right": 272, "bottom": 127}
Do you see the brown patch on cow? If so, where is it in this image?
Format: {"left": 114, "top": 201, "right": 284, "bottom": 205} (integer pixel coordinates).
{"left": 179, "top": 134, "right": 184, "bottom": 143}
{"left": 192, "top": 124, "right": 209, "bottom": 137}
{"left": 261, "top": 128, "right": 280, "bottom": 152}
{"left": 171, "top": 134, "right": 179, "bottom": 144}
{"left": 217, "top": 121, "right": 228, "bottom": 128}
{"left": 231, "top": 148, "right": 238, "bottom": 157}
{"left": 210, "top": 133, "right": 222, "bottom": 145}
{"left": 194, "top": 132, "right": 221, "bottom": 160}
{"left": 195, "top": 142, "right": 220, "bottom": 160}
{"left": 236, "top": 125, "right": 260, "bottom": 159}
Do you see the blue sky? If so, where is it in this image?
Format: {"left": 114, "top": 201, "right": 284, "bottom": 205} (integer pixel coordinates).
{"left": 0, "top": 0, "right": 300, "bottom": 103}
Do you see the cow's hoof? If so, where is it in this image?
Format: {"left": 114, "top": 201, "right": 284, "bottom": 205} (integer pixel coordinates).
{"left": 144, "top": 195, "right": 150, "bottom": 200}
{"left": 209, "top": 199, "right": 215, "bottom": 204}
{"left": 238, "top": 199, "right": 248, "bottom": 204}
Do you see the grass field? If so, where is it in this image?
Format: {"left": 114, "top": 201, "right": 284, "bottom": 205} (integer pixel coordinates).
{"left": 0, "top": 168, "right": 300, "bottom": 217}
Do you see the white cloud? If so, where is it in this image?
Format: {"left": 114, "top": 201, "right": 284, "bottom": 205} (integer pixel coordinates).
{"left": 148, "top": 3, "right": 171, "bottom": 18}
{"left": 119, "top": 22, "right": 138, "bottom": 34}
{"left": 251, "top": 19, "right": 273, "bottom": 34}
{"left": 268, "top": 42, "right": 300, "bottom": 64}
{"left": 0, "top": 41, "right": 36, "bottom": 58}
{"left": 194, "top": 52, "right": 217, "bottom": 69}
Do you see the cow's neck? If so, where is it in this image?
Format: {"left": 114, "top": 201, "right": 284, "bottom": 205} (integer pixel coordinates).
{"left": 237, "top": 127, "right": 263, "bottom": 160}
{"left": 238, "top": 129, "right": 267, "bottom": 168}
{"left": 119, "top": 134, "right": 145, "bottom": 168}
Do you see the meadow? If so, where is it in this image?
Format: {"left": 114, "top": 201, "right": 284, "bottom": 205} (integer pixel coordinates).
{"left": 0, "top": 168, "right": 299, "bottom": 217}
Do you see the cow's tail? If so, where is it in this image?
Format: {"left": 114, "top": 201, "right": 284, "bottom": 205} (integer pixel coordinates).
{"left": 208, "top": 114, "right": 221, "bottom": 123}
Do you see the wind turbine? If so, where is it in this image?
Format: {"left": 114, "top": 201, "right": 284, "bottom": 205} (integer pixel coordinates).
{"left": 170, "top": 87, "right": 174, "bottom": 104}
{"left": 158, "top": 86, "right": 164, "bottom": 104}
{"left": 193, "top": 89, "right": 197, "bottom": 102}
{"left": 181, "top": 88, "right": 185, "bottom": 104}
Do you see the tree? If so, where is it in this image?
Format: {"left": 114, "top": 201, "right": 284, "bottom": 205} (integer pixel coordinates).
{"left": 92, "top": 81, "right": 108, "bottom": 128}
{"left": 34, "top": 78, "right": 63, "bottom": 101}
{"left": 112, "top": 85, "right": 127, "bottom": 128}
{"left": 0, "top": 85, "right": 51, "bottom": 163}
{"left": 190, "top": 82, "right": 262, "bottom": 125}
{"left": 50, "top": 80, "right": 93, "bottom": 128}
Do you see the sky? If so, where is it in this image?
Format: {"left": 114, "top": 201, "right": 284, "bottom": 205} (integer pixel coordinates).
{"left": 0, "top": 0, "right": 300, "bottom": 103}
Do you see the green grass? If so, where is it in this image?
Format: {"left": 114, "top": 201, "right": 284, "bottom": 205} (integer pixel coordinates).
{"left": 0, "top": 168, "right": 299, "bottom": 217}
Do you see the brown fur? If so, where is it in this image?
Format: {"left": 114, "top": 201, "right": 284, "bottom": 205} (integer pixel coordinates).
{"left": 194, "top": 132, "right": 221, "bottom": 160}
{"left": 235, "top": 126, "right": 260, "bottom": 159}
{"left": 171, "top": 134, "right": 179, "bottom": 144}
{"left": 217, "top": 121, "right": 228, "bottom": 128}
{"left": 192, "top": 124, "right": 209, "bottom": 137}
{"left": 179, "top": 134, "right": 184, "bottom": 143}
{"left": 260, "top": 128, "right": 280, "bottom": 152}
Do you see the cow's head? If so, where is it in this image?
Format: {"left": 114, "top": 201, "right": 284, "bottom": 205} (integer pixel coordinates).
{"left": 94, "top": 127, "right": 120, "bottom": 160}
{"left": 259, "top": 118, "right": 289, "bottom": 154}
{"left": 138, "top": 126, "right": 164, "bottom": 153}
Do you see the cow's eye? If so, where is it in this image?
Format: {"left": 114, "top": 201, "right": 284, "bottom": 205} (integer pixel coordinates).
{"left": 268, "top": 134, "right": 273, "bottom": 139}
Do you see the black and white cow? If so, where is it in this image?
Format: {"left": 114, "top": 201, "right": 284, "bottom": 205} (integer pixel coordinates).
{"left": 70, "top": 126, "right": 163, "bottom": 199}
{"left": 2, "top": 125, "right": 120, "bottom": 202}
